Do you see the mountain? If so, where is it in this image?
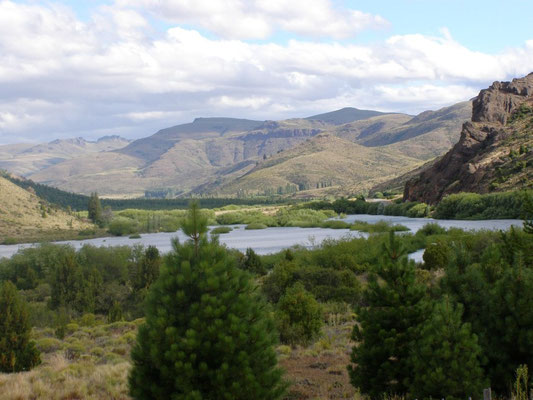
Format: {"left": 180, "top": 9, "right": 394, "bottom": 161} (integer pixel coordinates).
{"left": 305, "top": 107, "right": 392, "bottom": 125}
{"left": 0, "top": 175, "right": 94, "bottom": 242}
{"left": 7, "top": 103, "right": 471, "bottom": 198}
{"left": 118, "top": 117, "right": 263, "bottom": 163}
{"left": 404, "top": 73, "right": 533, "bottom": 204}
{"left": 0, "top": 136, "right": 131, "bottom": 176}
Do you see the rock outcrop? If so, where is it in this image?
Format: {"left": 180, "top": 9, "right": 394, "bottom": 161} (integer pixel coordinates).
{"left": 404, "top": 73, "right": 533, "bottom": 204}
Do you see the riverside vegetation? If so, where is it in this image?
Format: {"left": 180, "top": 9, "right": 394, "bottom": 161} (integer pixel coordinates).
{"left": 0, "top": 200, "right": 532, "bottom": 399}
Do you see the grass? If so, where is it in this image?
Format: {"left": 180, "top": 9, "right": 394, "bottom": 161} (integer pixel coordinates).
{"left": 0, "top": 176, "right": 96, "bottom": 244}
{"left": 0, "top": 318, "right": 141, "bottom": 399}
{"left": 0, "top": 307, "right": 361, "bottom": 400}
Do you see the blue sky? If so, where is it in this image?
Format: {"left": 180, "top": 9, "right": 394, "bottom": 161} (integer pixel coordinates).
{"left": 1, "top": 0, "right": 532, "bottom": 144}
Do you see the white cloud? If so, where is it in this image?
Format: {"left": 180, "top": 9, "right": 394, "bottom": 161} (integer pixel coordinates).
{"left": 0, "top": 1, "right": 533, "bottom": 143}
{"left": 122, "top": 0, "right": 388, "bottom": 40}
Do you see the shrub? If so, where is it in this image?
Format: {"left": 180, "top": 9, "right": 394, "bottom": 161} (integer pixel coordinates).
{"left": 245, "top": 222, "right": 268, "bottom": 230}
{"left": 210, "top": 226, "right": 232, "bottom": 234}
{"left": 320, "top": 220, "right": 351, "bottom": 229}
{"left": 36, "top": 337, "right": 63, "bottom": 353}
{"left": 422, "top": 242, "right": 451, "bottom": 270}
{"left": 108, "top": 217, "right": 139, "bottom": 236}
{"left": 276, "top": 283, "right": 323, "bottom": 346}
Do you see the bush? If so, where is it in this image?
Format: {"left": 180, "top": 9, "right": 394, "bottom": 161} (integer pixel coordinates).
{"left": 245, "top": 222, "right": 268, "bottom": 230}
{"left": 422, "top": 242, "right": 450, "bottom": 270}
{"left": 108, "top": 217, "right": 139, "bottom": 236}
{"left": 320, "top": 220, "right": 351, "bottom": 229}
{"left": 210, "top": 226, "right": 232, "bottom": 234}
{"left": 276, "top": 283, "right": 323, "bottom": 346}
{"left": 36, "top": 337, "right": 63, "bottom": 353}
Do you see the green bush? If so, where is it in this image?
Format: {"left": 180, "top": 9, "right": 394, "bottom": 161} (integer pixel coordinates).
{"left": 422, "top": 242, "right": 450, "bottom": 270}
{"left": 36, "top": 337, "right": 63, "bottom": 353}
{"left": 245, "top": 222, "right": 268, "bottom": 230}
{"left": 108, "top": 217, "right": 139, "bottom": 236}
{"left": 320, "top": 220, "right": 351, "bottom": 229}
{"left": 210, "top": 226, "right": 232, "bottom": 234}
{"left": 276, "top": 283, "right": 323, "bottom": 346}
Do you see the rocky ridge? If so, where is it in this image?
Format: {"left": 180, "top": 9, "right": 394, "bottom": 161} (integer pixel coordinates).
{"left": 404, "top": 73, "right": 533, "bottom": 204}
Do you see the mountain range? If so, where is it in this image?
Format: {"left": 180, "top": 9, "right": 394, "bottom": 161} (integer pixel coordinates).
{"left": 0, "top": 104, "right": 472, "bottom": 198}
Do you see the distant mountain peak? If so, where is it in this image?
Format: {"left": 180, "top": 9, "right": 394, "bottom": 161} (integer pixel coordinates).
{"left": 305, "top": 107, "right": 391, "bottom": 125}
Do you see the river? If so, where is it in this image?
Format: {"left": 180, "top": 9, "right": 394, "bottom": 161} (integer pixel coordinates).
{"left": 0, "top": 215, "right": 523, "bottom": 260}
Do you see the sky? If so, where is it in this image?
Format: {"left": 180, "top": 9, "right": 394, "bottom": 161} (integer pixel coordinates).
{"left": 1, "top": 0, "right": 533, "bottom": 144}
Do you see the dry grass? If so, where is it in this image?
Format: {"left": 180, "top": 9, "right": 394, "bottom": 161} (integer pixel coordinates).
{"left": 0, "top": 313, "right": 362, "bottom": 400}
{"left": 0, "top": 177, "right": 94, "bottom": 242}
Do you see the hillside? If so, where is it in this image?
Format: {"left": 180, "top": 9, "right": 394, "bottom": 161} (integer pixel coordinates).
{"left": 0, "top": 136, "right": 130, "bottom": 176}
{"left": 0, "top": 176, "right": 94, "bottom": 242}
{"left": 206, "top": 134, "right": 423, "bottom": 197}
{"left": 4, "top": 103, "right": 471, "bottom": 198}
{"left": 404, "top": 73, "right": 533, "bottom": 204}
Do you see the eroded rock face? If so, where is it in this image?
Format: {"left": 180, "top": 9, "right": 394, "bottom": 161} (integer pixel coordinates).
{"left": 404, "top": 73, "right": 533, "bottom": 204}
{"left": 472, "top": 73, "right": 533, "bottom": 124}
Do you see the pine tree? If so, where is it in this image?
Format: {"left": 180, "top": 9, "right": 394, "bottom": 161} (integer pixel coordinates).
{"left": 133, "top": 245, "right": 161, "bottom": 290}
{"left": 523, "top": 191, "right": 533, "bottom": 234}
{"left": 88, "top": 192, "right": 103, "bottom": 225}
{"left": 348, "top": 233, "right": 428, "bottom": 398}
{"left": 0, "top": 281, "right": 41, "bottom": 372}
{"left": 129, "top": 203, "right": 287, "bottom": 399}
{"left": 408, "top": 298, "right": 485, "bottom": 400}
{"left": 242, "top": 248, "right": 266, "bottom": 275}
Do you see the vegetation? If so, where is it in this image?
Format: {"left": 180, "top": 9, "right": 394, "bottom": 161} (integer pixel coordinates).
{"left": 276, "top": 283, "right": 323, "bottom": 346}
{"left": 305, "top": 197, "right": 431, "bottom": 218}
{"left": 348, "top": 233, "right": 428, "bottom": 398}
{"left": 434, "top": 190, "right": 532, "bottom": 219}
{"left": 1, "top": 204, "right": 532, "bottom": 398}
{"left": 0, "top": 281, "right": 40, "bottom": 372}
{"left": 1, "top": 172, "right": 292, "bottom": 211}
{"left": 129, "top": 203, "right": 287, "bottom": 399}
{"left": 87, "top": 193, "right": 103, "bottom": 226}
{"left": 210, "top": 226, "right": 232, "bottom": 234}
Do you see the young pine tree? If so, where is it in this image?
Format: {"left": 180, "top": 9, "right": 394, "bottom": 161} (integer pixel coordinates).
{"left": 129, "top": 202, "right": 287, "bottom": 400}
{"left": 408, "top": 298, "right": 485, "bottom": 400}
{"left": 88, "top": 192, "right": 103, "bottom": 226}
{"left": 348, "top": 233, "right": 428, "bottom": 399}
{"left": 0, "top": 281, "right": 41, "bottom": 372}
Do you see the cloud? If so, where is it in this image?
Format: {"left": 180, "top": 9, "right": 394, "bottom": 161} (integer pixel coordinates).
{"left": 0, "top": 0, "right": 533, "bottom": 144}
{"left": 121, "top": 0, "right": 389, "bottom": 40}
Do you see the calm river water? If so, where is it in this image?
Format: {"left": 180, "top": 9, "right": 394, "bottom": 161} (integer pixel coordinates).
{"left": 0, "top": 215, "right": 523, "bottom": 260}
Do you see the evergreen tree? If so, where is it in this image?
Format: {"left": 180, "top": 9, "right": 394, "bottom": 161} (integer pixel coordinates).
{"left": 242, "top": 248, "right": 266, "bottom": 275}
{"left": 129, "top": 203, "right": 287, "bottom": 399}
{"left": 348, "top": 233, "right": 428, "bottom": 399}
{"left": 408, "top": 298, "right": 485, "bottom": 400}
{"left": 0, "top": 281, "right": 41, "bottom": 372}
{"left": 523, "top": 191, "right": 533, "bottom": 234}
{"left": 133, "top": 245, "right": 161, "bottom": 290}
{"left": 484, "top": 257, "right": 533, "bottom": 392}
{"left": 88, "top": 192, "right": 103, "bottom": 225}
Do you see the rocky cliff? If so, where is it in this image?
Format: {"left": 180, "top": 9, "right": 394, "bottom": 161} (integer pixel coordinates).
{"left": 404, "top": 73, "right": 533, "bottom": 204}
